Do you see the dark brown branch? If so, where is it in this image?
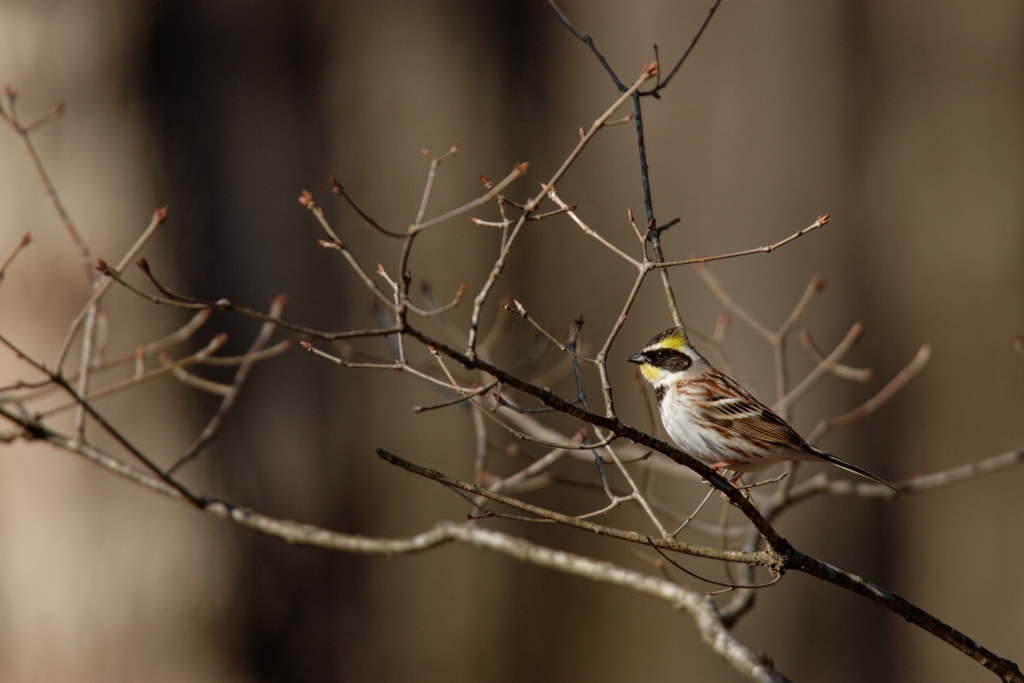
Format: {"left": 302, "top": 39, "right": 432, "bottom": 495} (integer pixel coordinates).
{"left": 644, "top": 0, "right": 724, "bottom": 95}
{"left": 329, "top": 176, "right": 405, "bottom": 238}
{"left": 789, "top": 550, "right": 1022, "bottom": 682}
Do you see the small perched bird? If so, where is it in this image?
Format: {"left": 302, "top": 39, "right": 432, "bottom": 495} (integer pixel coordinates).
{"left": 628, "top": 326, "right": 899, "bottom": 492}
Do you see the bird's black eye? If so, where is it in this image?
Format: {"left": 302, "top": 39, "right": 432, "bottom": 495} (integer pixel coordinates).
{"left": 654, "top": 349, "right": 669, "bottom": 360}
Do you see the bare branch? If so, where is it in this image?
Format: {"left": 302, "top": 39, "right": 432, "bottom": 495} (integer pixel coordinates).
{"left": 786, "top": 449, "right": 1024, "bottom": 504}
{"left": 300, "top": 192, "right": 395, "bottom": 308}
{"left": 410, "top": 163, "right": 527, "bottom": 234}
{"left": 377, "top": 447, "right": 769, "bottom": 566}
{"left": 659, "top": 214, "right": 831, "bottom": 271}
{"left": 415, "top": 143, "right": 459, "bottom": 225}
{"left": 167, "top": 295, "right": 287, "bottom": 474}
{"left": 800, "top": 329, "right": 872, "bottom": 382}
{"left": 329, "top": 176, "right": 405, "bottom": 238}
{"left": 774, "top": 322, "right": 863, "bottom": 414}
{"left": 546, "top": 187, "right": 641, "bottom": 267}
{"left": 0, "top": 231, "right": 31, "bottom": 284}
{"left": 806, "top": 344, "right": 932, "bottom": 441}
{"left": 55, "top": 207, "right": 169, "bottom": 371}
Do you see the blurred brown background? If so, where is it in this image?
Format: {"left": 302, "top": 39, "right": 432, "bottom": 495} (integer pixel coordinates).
{"left": 0, "top": 1, "right": 1022, "bottom": 681}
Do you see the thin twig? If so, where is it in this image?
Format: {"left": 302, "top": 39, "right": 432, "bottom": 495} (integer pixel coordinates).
{"left": 54, "top": 208, "right": 169, "bottom": 371}
{"left": 547, "top": 187, "right": 641, "bottom": 267}
{"left": 415, "top": 143, "right": 459, "bottom": 225}
{"left": 774, "top": 322, "right": 863, "bottom": 414}
{"left": 0, "top": 91, "right": 90, "bottom": 280}
{"left": 328, "top": 176, "right": 405, "bottom": 238}
{"left": 410, "top": 163, "right": 527, "bottom": 234}
{"left": 800, "top": 329, "right": 872, "bottom": 381}
{"left": 644, "top": 0, "right": 724, "bottom": 94}
{"left": 413, "top": 379, "right": 498, "bottom": 414}
{"left": 660, "top": 214, "right": 831, "bottom": 271}
{"left": 0, "top": 231, "right": 31, "bottom": 283}
{"left": 806, "top": 344, "right": 932, "bottom": 441}
{"left": 35, "top": 334, "right": 228, "bottom": 418}
{"left": 300, "top": 192, "right": 395, "bottom": 308}
{"left": 168, "top": 295, "right": 287, "bottom": 474}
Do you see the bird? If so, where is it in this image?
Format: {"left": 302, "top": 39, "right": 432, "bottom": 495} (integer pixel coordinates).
{"left": 627, "top": 326, "right": 900, "bottom": 493}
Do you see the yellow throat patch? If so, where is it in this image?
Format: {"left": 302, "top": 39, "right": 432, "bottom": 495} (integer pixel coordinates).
{"left": 640, "top": 363, "right": 662, "bottom": 382}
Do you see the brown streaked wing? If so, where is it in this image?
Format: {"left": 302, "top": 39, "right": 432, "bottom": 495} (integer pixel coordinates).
{"left": 704, "top": 399, "right": 809, "bottom": 451}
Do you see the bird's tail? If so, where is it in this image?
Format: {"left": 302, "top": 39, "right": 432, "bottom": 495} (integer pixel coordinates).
{"left": 815, "top": 450, "right": 901, "bottom": 495}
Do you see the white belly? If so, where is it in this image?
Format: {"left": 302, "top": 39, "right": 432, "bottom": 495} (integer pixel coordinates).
{"left": 659, "top": 391, "right": 781, "bottom": 473}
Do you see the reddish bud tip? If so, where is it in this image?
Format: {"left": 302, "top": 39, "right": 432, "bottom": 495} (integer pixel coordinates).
{"left": 273, "top": 293, "right": 289, "bottom": 307}
{"left": 449, "top": 142, "right": 460, "bottom": 153}
{"left": 812, "top": 275, "right": 826, "bottom": 291}
{"left": 851, "top": 321, "right": 865, "bottom": 337}
{"left": 420, "top": 148, "right": 431, "bottom": 158}
{"left": 457, "top": 282, "right": 468, "bottom": 295}
{"left": 299, "top": 190, "right": 313, "bottom": 207}
{"left": 95, "top": 259, "right": 107, "bottom": 271}
{"left": 575, "top": 314, "right": 585, "bottom": 326}
{"left": 300, "top": 341, "right": 312, "bottom": 350}
{"left": 155, "top": 207, "right": 169, "bottom": 223}
{"left": 514, "top": 161, "right": 529, "bottom": 174}
{"left": 818, "top": 213, "right": 831, "bottom": 225}
{"left": 213, "top": 332, "right": 229, "bottom": 344}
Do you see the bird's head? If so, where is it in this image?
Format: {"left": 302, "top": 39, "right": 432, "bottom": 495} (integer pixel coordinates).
{"left": 627, "top": 326, "right": 700, "bottom": 385}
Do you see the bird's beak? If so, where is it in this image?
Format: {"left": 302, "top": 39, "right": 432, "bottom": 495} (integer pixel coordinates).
{"left": 626, "top": 353, "right": 646, "bottom": 365}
